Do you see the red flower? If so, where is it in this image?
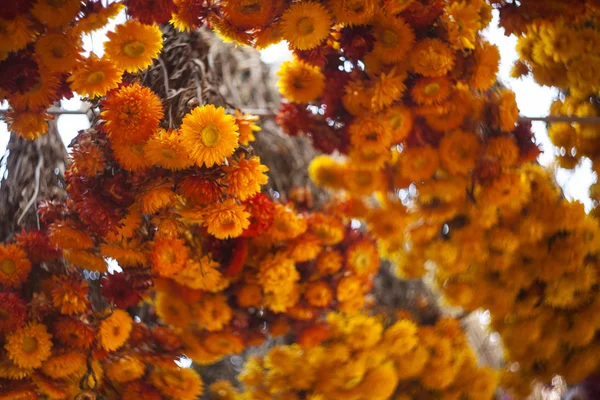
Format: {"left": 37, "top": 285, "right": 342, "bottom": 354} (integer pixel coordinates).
{"left": 401, "top": 0, "right": 445, "bottom": 30}
{"left": 513, "top": 121, "right": 542, "bottom": 162}
{"left": 242, "top": 193, "right": 275, "bottom": 237}
{"left": 101, "top": 271, "right": 150, "bottom": 309}
{"left": 13, "top": 230, "right": 61, "bottom": 263}
{"left": 339, "top": 26, "right": 374, "bottom": 62}
{"left": 0, "top": 0, "right": 33, "bottom": 19}
{"left": 0, "top": 52, "right": 40, "bottom": 94}
{"left": 0, "top": 292, "right": 27, "bottom": 333}
{"left": 126, "top": 0, "right": 177, "bottom": 24}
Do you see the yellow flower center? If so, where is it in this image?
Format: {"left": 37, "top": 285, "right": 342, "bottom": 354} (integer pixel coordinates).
{"left": 424, "top": 83, "right": 441, "bottom": 96}
{"left": 87, "top": 71, "right": 105, "bottom": 85}
{"left": 221, "top": 217, "right": 236, "bottom": 228}
{"left": 381, "top": 28, "right": 399, "bottom": 47}
{"left": 389, "top": 114, "right": 404, "bottom": 129}
{"left": 0, "top": 259, "right": 16, "bottom": 275}
{"left": 240, "top": 0, "right": 261, "bottom": 13}
{"left": 296, "top": 17, "right": 315, "bottom": 36}
{"left": 22, "top": 336, "right": 39, "bottom": 354}
{"left": 353, "top": 253, "right": 370, "bottom": 271}
{"left": 123, "top": 41, "right": 146, "bottom": 57}
{"left": 52, "top": 45, "right": 65, "bottom": 58}
{"left": 131, "top": 143, "right": 145, "bottom": 156}
{"left": 201, "top": 125, "right": 221, "bottom": 148}
{"left": 161, "top": 149, "right": 176, "bottom": 159}
{"left": 164, "top": 250, "right": 176, "bottom": 264}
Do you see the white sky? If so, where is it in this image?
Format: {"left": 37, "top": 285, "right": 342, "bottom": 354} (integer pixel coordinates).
{"left": 0, "top": 11, "right": 594, "bottom": 208}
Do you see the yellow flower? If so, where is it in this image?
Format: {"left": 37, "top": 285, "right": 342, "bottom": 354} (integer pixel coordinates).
{"left": 0, "top": 244, "right": 32, "bottom": 288}
{"left": 223, "top": 155, "right": 269, "bottom": 201}
{"left": 31, "top": 0, "right": 81, "bottom": 28}
{"left": 69, "top": 53, "right": 123, "bottom": 98}
{"left": 410, "top": 38, "right": 455, "bottom": 77}
{"left": 443, "top": 1, "right": 481, "bottom": 50}
{"left": 74, "top": 2, "right": 124, "bottom": 35}
{"left": 370, "top": 67, "right": 407, "bottom": 112}
{"left": 235, "top": 110, "right": 261, "bottom": 146}
{"left": 35, "top": 31, "right": 80, "bottom": 73}
{"left": 101, "top": 83, "right": 164, "bottom": 144}
{"left": 174, "top": 257, "right": 229, "bottom": 292}
{"left": 346, "top": 240, "right": 379, "bottom": 277}
{"left": 203, "top": 199, "right": 251, "bottom": 239}
{"left": 328, "top": 0, "right": 375, "bottom": 26}
{"left": 98, "top": 309, "right": 133, "bottom": 352}
{"left": 150, "top": 367, "right": 204, "bottom": 400}
{"left": 254, "top": 22, "right": 284, "bottom": 50}
{"left": 193, "top": 294, "right": 233, "bottom": 332}
{"left": 438, "top": 130, "right": 482, "bottom": 175}
{"left": 5, "top": 110, "right": 49, "bottom": 140}
{"left": 145, "top": 128, "right": 194, "bottom": 170}
{"left": 5, "top": 323, "right": 53, "bottom": 369}
{"left": 356, "top": 361, "right": 398, "bottom": 399}
{"left": 497, "top": 89, "right": 519, "bottom": 132}
{"left": 277, "top": 59, "right": 326, "bottom": 103}
{"left": 280, "top": 2, "right": 332, "bottom": 50}
{"left": 111, "top": 141, "right": 152, "bottom": 172}
{"left": 308, "top": 155, "right": 345, "bottom": 189}
{"left": 309, "top": 213, "right": 345, "bottom": 245}
{"left": 0, "top": 16, "right": 36, "bottom": 53}
{"left": 104, "top": 20, "right": 163, "bottom": 72}
{"left": 567, "top": 54, "right": 600, "bottom": 90}
{"left": 180, "top": 104, "right": 239, "bottom": 168}
{"left": 371, "top": 15, "right": 415, "bottom": 63}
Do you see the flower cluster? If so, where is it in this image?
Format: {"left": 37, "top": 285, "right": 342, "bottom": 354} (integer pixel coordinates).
{"left": 208, "top": 312, "right": 497, "bottom": 400}
{"left": 0, "top": 0, "right": 167, "bottom": 139}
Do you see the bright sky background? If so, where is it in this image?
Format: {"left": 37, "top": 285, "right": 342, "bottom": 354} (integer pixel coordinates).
{"left": 0, "top": 10, "right": 595, "bottom": 208}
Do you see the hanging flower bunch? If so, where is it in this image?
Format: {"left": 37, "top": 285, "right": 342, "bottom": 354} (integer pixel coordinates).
{"left": 501, "top": 5, "right": 600, "bottom": 216}
{"left": 207, "top": 312, "right": 497, "bottom": 400}
{"left": 488, "top": 0, "right": 599, "bottom": 36}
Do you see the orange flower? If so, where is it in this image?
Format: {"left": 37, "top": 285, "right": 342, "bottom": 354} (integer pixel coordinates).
{"left": 5, "top": 110, "right": 50, "bottom": 140}
{"left": 98, "top": 309, "right": 133, "bottom": 351}
{"left": 410, "top": 38, "right": 455, "bottom": 77}
{"left": 305, "top": 281, "right": 334, "bottom": 307}
{"left": 41, "top": 351, "right": 86, "bottom": 379}
{"left": 177, "top": 176, "right": 223, "bottom": 205}
{"left": 237, "top": 284, "right": 263, "bottom": 308}
{"left": 223, "top": 155, "right": 269, "bottom": 201}
{"left": 31, "top": 0, "right": 81, "bottom": 28}
{"left": 267, "top": 204, "right": 307, "bottom": 242}
{"left": 0, "top": 244, "right": 31, "bottom": 288}
{"left": 35, "top": 31, "right": 81, "bottom": 73}
{"left": 315, "top": 249, "right": 343, "bottom": 276}
{"left": 346, "top": 240, "right": 380, "bottom": 277}
{"left": 308, "top": 213, "right": 345, "bottom": 245}
{"left": 203, "top": 332, "right": 245, "bottom": 356}
{"left": 53, "top": 317, "right": 94, "bottom": 349}
{"left": 50, "top": 276, "right": 89, "bottom": 315}
{"left": 101, "top": 83, "right": 164, "bottom": 144}
{"left": 5, "top": 323, "right": 53, "bottom": 369}
{"left": 47, "top": 221, "right": 94, "bottom": 249}
{"left": 155, "top": 292, "right": 192, "bottom": 328}
{"left": 203, "top": 199, "right": 251, "bottom": 239}
{"left": 142, "top": 187, "right": 177, "bottom": 214}
{"left": 63, "top": 249, "right": 107, "bottom": 273}
{"left": 150, "top": 367, "right": 204, "bottom": 400}
{"left": 151, "top": 238, "right": 188, "bottom": 277}
{"left": 336, "top": 275, "right": 364, "bottom": 303}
